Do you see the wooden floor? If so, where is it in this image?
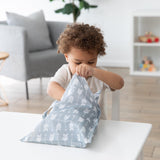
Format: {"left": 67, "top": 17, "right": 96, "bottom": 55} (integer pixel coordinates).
{"left": 0, "top": 67, "right": 160, "bottom": 160}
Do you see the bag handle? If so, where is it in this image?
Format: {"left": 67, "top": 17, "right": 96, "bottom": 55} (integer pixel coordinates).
{"left": 94, "top": 90, "right": 101, "bottom": 102}
{"left": 42, "top": 101, "right": 58, "bottom": 119}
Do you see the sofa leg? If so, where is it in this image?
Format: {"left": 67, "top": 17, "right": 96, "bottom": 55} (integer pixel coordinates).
{"left": 25, "top": 81, "right": 29, "bottom": 100}
{"left": 40, "top": 77, "right": 42, "bottom": 83}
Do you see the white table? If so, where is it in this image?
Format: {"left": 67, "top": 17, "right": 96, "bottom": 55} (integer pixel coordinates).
{"left": 0, "top": 112, "right": 151, "bottom": 160}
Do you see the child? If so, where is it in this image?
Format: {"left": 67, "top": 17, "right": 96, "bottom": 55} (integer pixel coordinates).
{"left": 47, "top": 23, "right": 124, "bottom": 119}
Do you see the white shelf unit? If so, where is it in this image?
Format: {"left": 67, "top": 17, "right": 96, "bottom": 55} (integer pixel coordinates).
{"left": 131, "top": 10, "right": 160, "bottom": 77}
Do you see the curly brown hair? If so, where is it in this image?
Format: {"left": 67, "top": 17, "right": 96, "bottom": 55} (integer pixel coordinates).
{"left": 56, "top": 23, "right": 107, "bottom": 56}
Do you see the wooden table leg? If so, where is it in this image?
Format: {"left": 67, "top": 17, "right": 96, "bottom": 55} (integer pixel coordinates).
{"left": 0, "top": 59, "right": 8, "bottom": 106}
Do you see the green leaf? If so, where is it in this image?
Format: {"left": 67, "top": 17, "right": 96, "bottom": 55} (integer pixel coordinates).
{"left": 51, "top": 0, "right": 97, "bottom": 22}
{"left": 74, "top": 7, "right": 81, "bottom": 22}
{"left": 63, "top": 3, "right": 74, "bottom": 14}
{"left": 83, "top": 1, "right": 90, "bottom": 9}
{"left": 55, "top": 8, "right": 64, "bottom": 13}
{"left": 89, "top": 5, "right": 98, "bottom": 8}
{"left": 80, "top": 0, "right": 90, "bottom": 9}
{"left": 55, "top": 3, "right": 74, "bottom": 15}
{"left": 49, "top": 0, "right": 65, "bottom": 2}
{"left": 79, "top": 1, "right": 84, "bottom": 10}
{"left": 55, "top": 3, "right": 80, "bottom": 21}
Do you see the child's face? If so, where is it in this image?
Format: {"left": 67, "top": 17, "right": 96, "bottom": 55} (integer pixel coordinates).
{"left": 64, "top": 47, "right": 98, "bottom": 75}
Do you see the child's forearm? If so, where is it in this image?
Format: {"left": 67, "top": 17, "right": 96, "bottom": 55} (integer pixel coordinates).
{"left": 47, "top": 82, "right": 65, "bottom": 101}
{"left": 93, "top": 68, "right": 124, "bottom": 90}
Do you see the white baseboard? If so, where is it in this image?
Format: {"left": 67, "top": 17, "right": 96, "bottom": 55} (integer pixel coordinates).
{"left": 97, "top": 60, "right": 130, "bottom": 68}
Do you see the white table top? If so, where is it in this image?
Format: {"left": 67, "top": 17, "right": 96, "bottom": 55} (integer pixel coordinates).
{"left": 0, "top": 112, "right": 152, "bottom": 160}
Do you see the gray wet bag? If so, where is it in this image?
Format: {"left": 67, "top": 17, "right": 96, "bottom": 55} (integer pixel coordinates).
{"left": 21, "top": 74, "right": 101, "bottom": 148}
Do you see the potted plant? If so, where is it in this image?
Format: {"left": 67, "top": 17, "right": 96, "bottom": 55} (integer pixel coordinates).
{"left": 49, "top": 0, "right": 98, "bottom": 23}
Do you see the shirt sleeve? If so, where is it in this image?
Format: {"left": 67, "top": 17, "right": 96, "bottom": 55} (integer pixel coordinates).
{"left": 49, "top": 65, "right": 68, "bottom": 88}
{"left": 103, "top": 82, "right": 111, "bottom": 90}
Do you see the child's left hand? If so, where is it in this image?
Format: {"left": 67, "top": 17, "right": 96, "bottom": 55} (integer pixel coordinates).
{"left": 76, "top": 64, "right": 94, "bottom": 78}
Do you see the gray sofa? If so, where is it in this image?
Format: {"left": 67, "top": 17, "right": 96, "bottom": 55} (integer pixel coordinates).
{"left": 0, "top": 21, "right": 68, "bottom": 99}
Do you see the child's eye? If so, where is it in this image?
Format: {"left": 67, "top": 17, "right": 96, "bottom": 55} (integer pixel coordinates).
{"left": 88, "top": 62, "right": 94, "bottom": 64}
{"left": 75, "top": 62, "right": 81, "bottom": 65}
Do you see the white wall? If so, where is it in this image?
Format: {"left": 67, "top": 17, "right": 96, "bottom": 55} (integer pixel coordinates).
{"left": 1, "top": 0, "right": 160, "bottom": 67}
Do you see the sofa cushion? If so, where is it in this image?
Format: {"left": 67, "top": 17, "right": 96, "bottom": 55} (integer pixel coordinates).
{"left": 6, "top": 10, "right": 52, "bottom": 52}
{"left": 28, "top": 49, "right": 66, "bottom": 78}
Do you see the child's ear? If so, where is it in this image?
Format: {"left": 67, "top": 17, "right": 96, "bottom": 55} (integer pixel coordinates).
{"left": 64, "top": 54, "right": 69, "bottom": 62}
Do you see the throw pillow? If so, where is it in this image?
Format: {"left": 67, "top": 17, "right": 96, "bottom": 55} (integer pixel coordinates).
{"left": 6, "top": 10, "right": 52, "bottom": 52}
{"left": 21, "top": 74, "right": 101, "bottom": 148}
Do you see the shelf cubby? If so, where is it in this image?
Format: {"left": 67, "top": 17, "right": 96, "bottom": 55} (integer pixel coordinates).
{"left": 130, "top": 10, "right": 160, "bottom": 77}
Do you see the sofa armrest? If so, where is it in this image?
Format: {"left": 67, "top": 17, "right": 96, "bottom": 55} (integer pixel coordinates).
{"left": 0, "top": 24, "right": 29, "bottom": 81}
{"left": 47, "top": 21, "right": 69, "bottom": 48}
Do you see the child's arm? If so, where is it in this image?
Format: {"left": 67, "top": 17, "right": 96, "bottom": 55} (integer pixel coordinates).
{"left": 76, "top": 64, "right": 124, "bottom": 90}
{"left": 93, "top": 68, "right": 124, "bottom": 90}
{"left": 47, "top": 81, "right": 65, "bottom": 100}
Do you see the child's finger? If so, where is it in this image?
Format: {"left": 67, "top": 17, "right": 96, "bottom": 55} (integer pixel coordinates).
{"left": 76, "top": 68, "right": 79, "bottom": 76}
{"left": 76, "top": 66, "right": 82, "bottom": 76}
{"left": 81, "top": 66, "right": 86, "bottom": 77}
{"left": 76, "top": 66, "right": 80, "bottom": 74}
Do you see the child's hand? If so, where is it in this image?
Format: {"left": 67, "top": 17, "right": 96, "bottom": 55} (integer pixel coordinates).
{"left": 76, "top": 64, "right": 94, "bottom": 78}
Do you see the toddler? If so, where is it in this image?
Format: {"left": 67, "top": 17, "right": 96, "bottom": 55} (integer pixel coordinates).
{"left": 47, "top": 23, "right": 124, "bottom": 119}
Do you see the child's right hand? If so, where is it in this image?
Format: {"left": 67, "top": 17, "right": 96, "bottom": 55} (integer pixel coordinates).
{"left": 76, "top": 64, "right": 94, "bottom": 78}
